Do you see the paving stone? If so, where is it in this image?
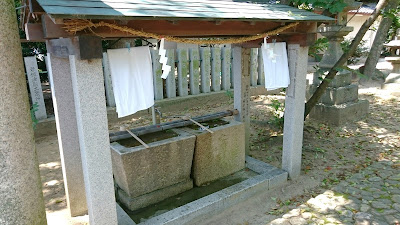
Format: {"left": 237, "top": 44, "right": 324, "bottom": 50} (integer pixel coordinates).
{"left": 371, "top": 200, "right": 391, "bottom": 209}
{"left": 282, "top": 208, "right": 300, "bottom": 219}
{"left": 362, "top": 195, "right": 375, "bottom": 201}
{"left": 392, "top": 194, "right": 400, "bottom": 203}
{"left": 264, "top": 161, "right": 399, "bottom": 225}
{"left": 352, "top": 174, "right": 364, "bottom": 179}
{"left": 380, "top": 209, "right": 399, "bottom": 215}
{"left": 354, "top": 212, "right": 372, "bottom": 225}
{"left": 388, "top": 174, "right": 400, "bottom": 181}
{"left": 378, "top": 172, "right": 392, "bottom": 179}
{"left": 360, "top": 204, "right": 371, "bottom": 212}
{"left": 268, "top": 218, "right": 291, "bottom": 225}
{"left": 373, "top": 193, "right": 382, "bottom": 199}
{"left": 301, "top": 212, "right": 312, "bottom": 219}
{"left": 377, "top": 198, "right": 393, "bottom": 205}
{"left": 393, "top": 203, "right": 400, "bottom": 212}
{"left": 289, "top": 216, "right": 307, "bottom": 225}
{"left": 368, "top": 187, "right": 381, "bottom": 192}
{"left": 390, "top": 189, "right": 400, "bottom": 194}
{"left": 346, "top": 201, "right": 361, "bottom": 211}
{"left": 368, "top": 176, "right": 383, "bottom": 182}
{"left": 341, "top": 210, "right": 353, "bottom": 218}
{"left": 371, "top": 220, "right": 389, "bottom": 225}
{"left": 386, "top": 180, "right": 399, "bottom": 185}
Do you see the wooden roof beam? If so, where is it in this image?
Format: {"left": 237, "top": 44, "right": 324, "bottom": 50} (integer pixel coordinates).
{"left": 41, "top": 18, "right": 317, "bottom": 39}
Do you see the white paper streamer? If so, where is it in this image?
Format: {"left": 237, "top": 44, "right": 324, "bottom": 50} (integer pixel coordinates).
{"left": 159, "top": 38, "right": 171, "bottom": 79}
{"left": 262, "top": 37, "right": 278, "bottom": 64}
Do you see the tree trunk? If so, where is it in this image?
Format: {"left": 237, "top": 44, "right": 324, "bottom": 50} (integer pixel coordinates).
{"left": 304, "top": 0, "right": 390, "bottom": 119}
{"left": 0, "top": 0, "right": 47, "bottom": 224}
{"left": 363, "top": 0, "right": 399, "bottom": 79}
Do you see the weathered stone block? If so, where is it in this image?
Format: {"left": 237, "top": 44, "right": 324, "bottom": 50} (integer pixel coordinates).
{"left": 320, "top": 84, "right": 359, "bottom": 105}
{"left": 182, "top": 119, "right": 245, "bottom": 186}
{"left": 117, "top": 179, "right": 193, "bottom": 211}
{"left": 329, "top": 72, "right": 352, "bottom": 88}
{"left": 310, "top": 100, "right": 369, "bottom": 126}
{"left": 110, "top": 129, "right": 195, "bottom": 209}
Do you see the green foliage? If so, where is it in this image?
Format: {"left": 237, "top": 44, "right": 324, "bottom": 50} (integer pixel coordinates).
{"left": 225, "top": 90, "right": 234, "bottom": 104}
{"left": 308, "top": 37, "right": 329, "bottom": 61}
{"left": 15, "top": 0, "right": 48, "bottom": 81}
{"left": 30, "top": 103, "right": 39, "bottom": 130}
{"left": 336, "top": 65, "right": 367, "bottom": 79}
{"left": 289, "top": 0, "right": 347, "bottom": 14}
{"left": 269, "top": 99, "right": 285, "bottom": 129}
{"left": 340, "top": 39, "right": 369, "bottom": 65}
{"left": 384, "top": 6, "right": 400, "bottom": 42}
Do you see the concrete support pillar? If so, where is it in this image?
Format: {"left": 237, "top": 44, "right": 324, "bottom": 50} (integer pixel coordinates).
{"left": 0, "top": 0, "right": 46, "bottom": 224}
{"left": 232, "top": 46, "right": 250, "bottom": 155}
{"left": 46, "top": 54, "right": 87, "bottom": 216}
{"left": 69, "top": 55, "right": 118, "bottom": 224}
{"left": 282, "top": 44, "right": 309, "bottom": 179}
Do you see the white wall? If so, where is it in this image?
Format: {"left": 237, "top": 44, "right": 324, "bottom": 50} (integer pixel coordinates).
{"left": 346, "top": 14, "right": 379, "bottom": 49}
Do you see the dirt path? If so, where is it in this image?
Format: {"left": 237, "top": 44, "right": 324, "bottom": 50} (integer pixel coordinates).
{"left": 35, "top": 82, "right": 399, "bottom": 224}
{"left": 199, "top": 85, "right": 400, "bottom": 225}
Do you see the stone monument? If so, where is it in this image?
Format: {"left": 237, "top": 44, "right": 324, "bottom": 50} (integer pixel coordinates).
{"left": 309, "top": 0, "right": 369, "bottom": 125}
{"left": 382, "top": 29, "right": 400, "bottom": 96}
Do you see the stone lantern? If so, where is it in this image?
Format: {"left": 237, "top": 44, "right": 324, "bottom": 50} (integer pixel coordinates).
{"left": 309, "top": 0, "right": 369, "bottom": 126}
{"left": 382, "top": 29, "right": 400, "bottom": 95}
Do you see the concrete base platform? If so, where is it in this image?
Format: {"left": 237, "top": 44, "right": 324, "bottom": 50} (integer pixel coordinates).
{"left": 117, "top": 179, "right": 194, "bottom": 211}
{"left": 134, "top": 156, "right": 287, "bottom": 225}
{"left": 309, "top": 100, "right": 369, "bottom": 126}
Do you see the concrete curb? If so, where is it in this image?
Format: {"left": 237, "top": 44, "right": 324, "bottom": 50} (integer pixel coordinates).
{"left": 135, "top": 156, "right": 287, "bottom": 225}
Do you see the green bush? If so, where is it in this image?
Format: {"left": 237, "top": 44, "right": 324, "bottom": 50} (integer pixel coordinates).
{"left": 309, "top": 37, "right": 329, "bottom": 61}
{"left": 341, "top": 39, "right": 369, "bottom": 65}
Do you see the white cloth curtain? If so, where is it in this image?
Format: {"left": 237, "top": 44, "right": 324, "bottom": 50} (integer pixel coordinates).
{"left": 107, "top": 46, "right": 154, "bottom": 118}
{"left": 261, "top": 42, "right": 290, "bottom": 91}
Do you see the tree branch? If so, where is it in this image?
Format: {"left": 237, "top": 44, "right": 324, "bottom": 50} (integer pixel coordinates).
{"left": 304, "top": 0, "right": 390, "bottom": 120}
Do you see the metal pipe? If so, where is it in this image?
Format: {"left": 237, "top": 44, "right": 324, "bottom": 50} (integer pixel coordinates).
{"left": 109, "top": 109, "right": 238, "bottom": 142}
{"left": 151, "top": 106, "right": 157, "bottom": 125}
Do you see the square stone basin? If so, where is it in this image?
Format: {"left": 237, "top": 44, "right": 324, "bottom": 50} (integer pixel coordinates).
{"left": 181, "top": 119, "right": 245, "bottom": 186}
{"left": 110, "top": 129, "right": 196, "bottom": 211}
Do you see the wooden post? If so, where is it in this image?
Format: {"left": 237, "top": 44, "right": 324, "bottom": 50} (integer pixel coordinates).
{"left": 102, "top": 53, "right": 116, "bottom": 107}
{"left": 151, "top": 50, "right": 164, "bottom": 100}
{"left": 257, "top": 48, "right": 265, "bottom": 86}
{"left": 200, "top": 47, "right": 211, "bottom": 93}
{"left": 211, "top": 48, "right": 222, "bottom": 91}
{"left": 189, "top": 48, "right": 200, "bottom": 95}
{"left": 165, "top": 49, "right": 176, "bottom": 98}
{"left": 232, "top": 46, "right": 251, "bottom": 155}
{"left": 282, "top": 44, "right": 309, "bottom": 179}
{"left": 221, "top": 47, "right": 231, "bottom": 90}
{"left": 249, "top": 48, "right": 259, "bottom": 86}
{"left": 177, "top": 49, "right": 189, "bottom": 97}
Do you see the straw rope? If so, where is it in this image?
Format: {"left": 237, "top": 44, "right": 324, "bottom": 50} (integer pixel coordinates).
{"left": 63, "top": 19, "right": 299, "bottom": 45}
